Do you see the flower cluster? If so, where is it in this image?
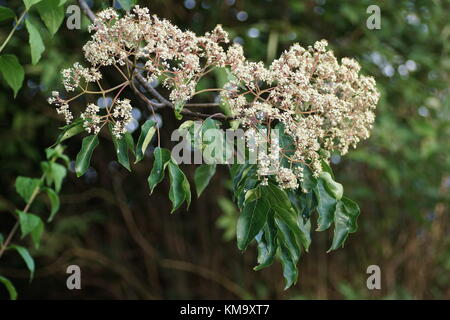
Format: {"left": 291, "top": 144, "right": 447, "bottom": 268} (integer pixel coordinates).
{"left": 49, "top": 5, "right": 379, "bottom": 191}
{"left": 83, "top": 6, "right": 229, "bottom": 103}
{"left": 48, "top": 91, "right": 73, "bottom": 124}
{"left": 223, "top": 40, "right": 379, "bottom": 189}
{"left": 49, "top": 6, "right": 232, "bottom": 139}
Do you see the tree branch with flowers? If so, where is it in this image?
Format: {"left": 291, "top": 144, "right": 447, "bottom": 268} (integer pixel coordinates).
{"left": 1, "top": 1, "right": 380, "bottom": 294}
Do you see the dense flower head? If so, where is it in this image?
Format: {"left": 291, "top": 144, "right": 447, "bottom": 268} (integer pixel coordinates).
{"left": 223, "top": 40, "right": 379, "bottom": 189}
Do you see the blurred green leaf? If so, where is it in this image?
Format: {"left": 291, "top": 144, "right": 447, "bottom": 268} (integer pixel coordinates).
{"left": 15, "top": 176, "right": 41, "bottom": 203}
{"left": 0, "top": 276, "right": 17, "bottom": 300}
{"left": 37, "top": 0, "right": 65, "bottom": 36}
{"left": 16, "top": 210, "right": 42, "bottom": 239}
{"left": 25, "top": 18, "right": 45, "bottom": 65}
{"left": 0, "top": 55, "right": 24, "bottom": 97}
{"left": 23, "top": 0, "right": 43, "bottom": 10}
{"left": 44, "top": 187, "right": 60, "bottom": 222}
{"left": 0, "top": 6, "right": 15, "bottom": 21}
{"left": 9, "top": 245, "right": 35, "bottom": 281}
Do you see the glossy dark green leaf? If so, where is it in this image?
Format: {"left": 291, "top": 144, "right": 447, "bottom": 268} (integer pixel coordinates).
{"left": 261, "top": 184, "right": 309, "bottom": 250}
{"left": 135, "top": 119, "right": 156, "bottom": 163}
{"left": 314, "top": 178, "right": 337, "bottom": 231}
{"left": 194, "top": 164, "right": 216, "bottom": 197}
{"left": 37, "top": 0, "right": 65, "bottom": 36}
{"left": 54, "top": 119, "right": 84, "bottom": 145}
{"left": 299, "top": 164, "right": 317, "bottom": 191}
{"left": 275, "top": 217, "right": 301, "bottom": 262}
{"left": 0, "top": 54, "right": 24, "bottom": 97}
{"left": 167, "top": 161, "right": 191, "bottom": 212}
{"left": 277, "top": 238, "right": 299, "bottom": 290}
{"left": 0, "top": 6, "right": 15, "bottom": 21}
{"left": 9, "top": 245, "right": 35, "bottom": 281}
{"left": 15, "top": 176, "right": 41, "bottom": 203}
{"left": 25, "top": 19, "right": 45, "bottom": 65}
{"left": 321, "top": 159, "right": 335, "bottom": 178}
{"left": 0, "top": 276, "right": 17, "bottom": 300}
{"left": 75, "top": 135, "right": 99, "bottom": 177}
{"left": 236, "top": 192, "right": 270, "bottom": 250}
{"left": 328, "top": 197, "right": 360, "bottom": 252}
{"left": 254, "top": 213, "right": 277, "bottom": 271}
{"left": 148, "top": 147, "right": 171, "bottom": 194}
{"left": 319, "top": 171, "right": 343, "bottom": 200}
{"left": 109, "top": 125, "right": 131, "bottom": 171}
{"left": 44, "top": 187, "right": 60, "bottom": 222}
{"left": 167, "top": 161, "right": 191, "bottom": 211}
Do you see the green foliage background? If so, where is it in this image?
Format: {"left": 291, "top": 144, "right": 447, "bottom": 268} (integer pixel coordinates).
{"left": 0, "top": 0, "right": 449, "bottom": 299}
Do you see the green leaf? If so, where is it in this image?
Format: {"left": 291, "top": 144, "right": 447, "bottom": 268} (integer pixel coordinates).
{"left": 45, "top": 144, "right": 68, "bottom": 163}
{"left": 167, "top": 161, "right": 191, "bottom": 213}
{"left": 16, "top": 210, "right": 42, "bottom": 239}
{"left": 44, "top": 187, "right": 60, "bottom": 222}
{"left": 23, "top": 0, "right": 43, "bottom": 10}
{"left": 261, "top": 184, "right": 309, "bottom": 251}
{"left": 0, "top": 6, "right": 15, "bottom": 21}
{"left": 236, "top": 191, "right": 270, "bottom": 250}
{"left": 15, "top": 176, "right": 41, "bottom": 203}
{"left": 147, "top": 147, "right": 171, "bottom": 194}
{"left": 328, "top": 197, "right": 360, "bottom": 251}
{"left": 9, "top": 245, "right": 35, "bottom": 281}
{"left": 109, "top": 125, "right": 131, "bottom": 171}
{"left": 278, "top": 239, "right": 299, "bottom": 290}
{"left": 135, "top": 119, "right": 156, "bottom": 163}
{"left": 41, "top": 162, "right": 66, "bottom": 192}
{"left": 37, "top": 0, "right": 65, "bottom": 36}
{"left": 75, "top": 135, "right": 99, "bottom": 177}
{"left": 321, "top": 159, "right": 335, "bottom": 179}
{"left": 194, "top": 164, "right": 216, "bottom": 197}
{"left": 275, "top": 217, "right": 301, "bottom": 263}
{"left": 25, "top": 19, "right": 45, "bottom": 65}
{"left": 0, "top": 276, "right": 17, "bottom": 300}
{"left": 297, "top": 217, "right": 312, "bottom": 251}
{"left": 319, "top": 171, "right": 343, "bottom": 200}
{"left": 254, "top": 215, "right": 277, "bottom": 271}
{"left": 31, "top": 219, "right": 44, "bottom": 249}
{"left": 0, "top": 54, "right": 24, "bottom": 97}
{"left": 174, "top": 100, "right": 185, "bottom": 120}
{"left": 314, "top": 179, "right": 337, "bottom": 231}
{"left": 117, "top": 0, "right": 137, "bottom": 11}
{"left": 0, "top": 233, "right": 3, "bottom": 246}
{"left": 55, "top": 119, "right": 84, "bottom": 145}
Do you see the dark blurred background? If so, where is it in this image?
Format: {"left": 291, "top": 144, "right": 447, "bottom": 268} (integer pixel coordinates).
{"left": 0, "top": 0, "right": 449, "bottom": 299}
